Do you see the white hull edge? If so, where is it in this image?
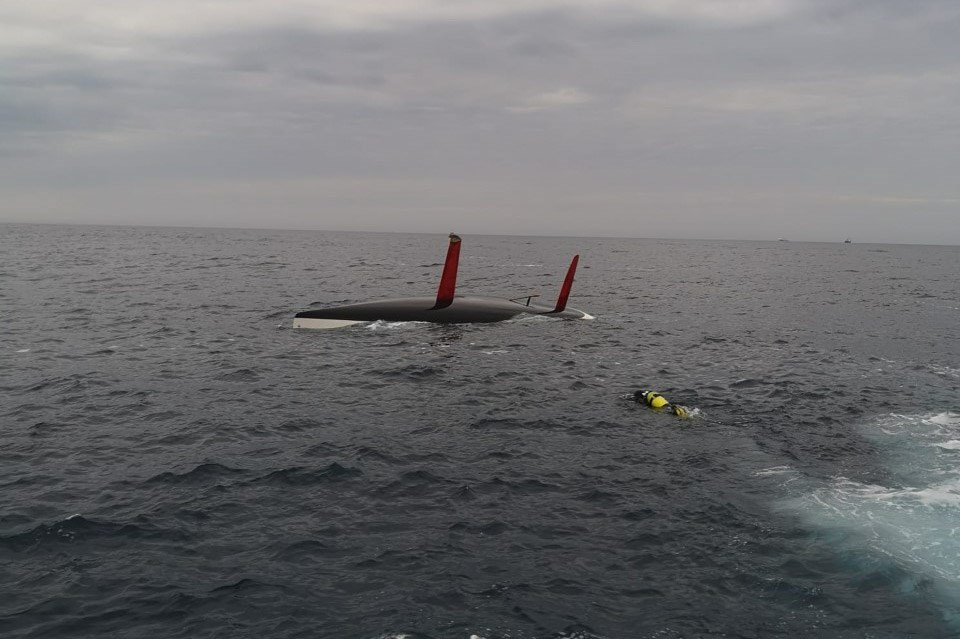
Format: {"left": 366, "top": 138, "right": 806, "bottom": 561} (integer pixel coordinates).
{"left": 292, "top": 317, "right": 366, "bottom": 330}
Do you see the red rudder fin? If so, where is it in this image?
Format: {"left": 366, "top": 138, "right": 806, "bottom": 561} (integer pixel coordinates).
{"left": 432, "top": 233, "right": 461, "bottom": 309}
{"left": 552, "top": 254, "right": 579, "bottom": 312}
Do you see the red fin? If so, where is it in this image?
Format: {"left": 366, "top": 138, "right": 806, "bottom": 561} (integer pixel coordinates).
{"left": 552, "top": 254, "right": 579, "bottom": 312}
{"left": 433, "top": 233, "right": 461, "bottom": 309}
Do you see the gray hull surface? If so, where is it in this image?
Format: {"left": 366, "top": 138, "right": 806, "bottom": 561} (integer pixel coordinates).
{"left": 292, "top": 235, "right": 590, "bottom": 329}
{"left": 294, "top": 295, "right": 591, "bottom": 326}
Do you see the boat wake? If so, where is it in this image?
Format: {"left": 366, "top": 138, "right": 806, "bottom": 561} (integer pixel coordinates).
{"left": 777, "top": 412, "right": 960, "bottom": 626}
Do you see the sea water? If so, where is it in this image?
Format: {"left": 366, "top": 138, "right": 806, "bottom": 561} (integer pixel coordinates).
{"left": 1, "top": 224, "right": 958, "bottom": 638}
{"left": 781, "top": 412, "right": 960, "bottom": 625}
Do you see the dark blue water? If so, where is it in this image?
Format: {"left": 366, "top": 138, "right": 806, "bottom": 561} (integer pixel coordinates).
{"left": 2, "top": 224, "right": 959, "bottom": 638}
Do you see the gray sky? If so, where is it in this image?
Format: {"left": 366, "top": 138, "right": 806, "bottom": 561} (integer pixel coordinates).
{"left": 2, "top": 0, "right": 959, "bottom": 243}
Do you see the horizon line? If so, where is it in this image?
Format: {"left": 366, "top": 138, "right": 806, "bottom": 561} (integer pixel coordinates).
{"left": 1, "top": 220, "right": 956, "bottom": 248}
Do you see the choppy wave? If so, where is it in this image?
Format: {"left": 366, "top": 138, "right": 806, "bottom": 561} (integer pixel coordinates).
{"left": 1, "top": 514, "right": 191, "bottom": 554}
{"left": 780, "top": 412, "right": 960, "bottom": 627}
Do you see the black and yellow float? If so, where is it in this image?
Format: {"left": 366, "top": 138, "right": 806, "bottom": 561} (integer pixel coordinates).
{"left": 634, "top": 390, "right": 689, "bottom": 418}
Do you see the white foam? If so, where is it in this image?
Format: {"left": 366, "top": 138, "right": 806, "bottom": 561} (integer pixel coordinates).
{"left": 782, "top": 411, "right": 960, "bottom": 616}
{"left": 930, "top": 365, "right": 960, "bottom": 378}
{"left": 822, "top": 476, "right": 960, "bottom": 508}
{"left": 365, "top": 320, "right": 427, "bottom": 331}
{"left": 798, "top": 475, "right": 960, "bottom": 581}
{"left": 913, "top": 480, "right": 960, "bottom": 507}
{"left": 753, "top": 465, "right": 794, "bottom": 477}
{"left": 929, "top": 412, "right": 960, "bottom": 426}
{"left": 872, "top": 412, "right": 960, "bottom": 448}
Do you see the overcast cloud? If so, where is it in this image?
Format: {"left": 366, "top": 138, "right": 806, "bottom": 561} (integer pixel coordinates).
{"left": 2, "top": 0, "right": 958, "bottom": 243}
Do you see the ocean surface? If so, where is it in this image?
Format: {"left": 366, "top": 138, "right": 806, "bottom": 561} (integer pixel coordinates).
{"left": 2, "top": 223, "right": 959, "bottom": 639}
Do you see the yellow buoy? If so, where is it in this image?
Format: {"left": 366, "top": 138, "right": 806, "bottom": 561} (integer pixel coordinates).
{"left": 635, "top": 390, "right": 689, "bottom": 418}
{"left": 645, "top": 392, "right": 670, "bottom": 409}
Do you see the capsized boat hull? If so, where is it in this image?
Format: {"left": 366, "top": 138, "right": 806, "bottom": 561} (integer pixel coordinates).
{"left": 293, "top": 295, "right": 592, "bottom": 329}
{"left": 293, "top": 234, "right": 590, "bottom": 329}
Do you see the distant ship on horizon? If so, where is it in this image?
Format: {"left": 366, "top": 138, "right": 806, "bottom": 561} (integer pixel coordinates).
{"left": 844, "top": 238, "right": 852, "bottom": 244}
